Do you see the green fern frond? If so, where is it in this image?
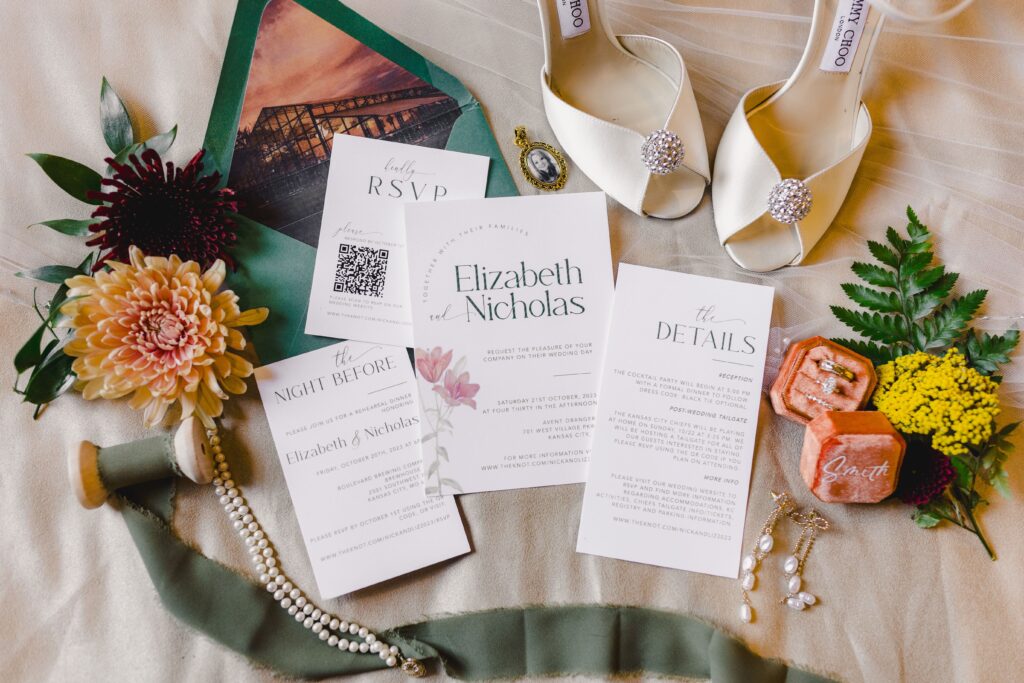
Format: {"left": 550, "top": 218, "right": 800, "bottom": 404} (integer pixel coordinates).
{"left": 831, "top": 206, "right": 1013, "bottom": 374}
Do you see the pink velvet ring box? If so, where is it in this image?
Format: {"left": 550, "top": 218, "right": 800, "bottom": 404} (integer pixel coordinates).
{"left": 769, "top": 336, "right": 877, "bottom": 425}
{"left": 800, "top": 411, "right": 906, "bottom": 504}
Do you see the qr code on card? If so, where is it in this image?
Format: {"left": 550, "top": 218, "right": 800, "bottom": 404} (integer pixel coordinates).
{"left": 333, "top": 243, "right": 389, "bottom": 297}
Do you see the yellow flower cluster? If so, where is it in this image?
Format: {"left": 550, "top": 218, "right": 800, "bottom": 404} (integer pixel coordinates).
{"left": 874, "top": 349, "right": 1000, "bottom": 456}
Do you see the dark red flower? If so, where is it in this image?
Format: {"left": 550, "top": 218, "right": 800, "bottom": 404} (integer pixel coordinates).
{"left": 87, "top": 149, "right": 237, "bottom": 270}
{"left": 896, "top": 442, "right": 956, "bottom": 506}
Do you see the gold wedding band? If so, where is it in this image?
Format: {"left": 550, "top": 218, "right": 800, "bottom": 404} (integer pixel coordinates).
{"left": 818, "top": 359, "right": 855, "bottom": 382}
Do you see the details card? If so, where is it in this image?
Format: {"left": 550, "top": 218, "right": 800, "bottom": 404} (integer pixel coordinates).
{"left": 404, "top": 192, "right": 614, "bottom": 495}
{"left": 305, "top": 135, "right": 490, "bottom": 347}
{"left": 253, "top": 340, "right": 470, "bottom": 598}
{"left": 576, "top": 264, "right": 774, "bottom": 578}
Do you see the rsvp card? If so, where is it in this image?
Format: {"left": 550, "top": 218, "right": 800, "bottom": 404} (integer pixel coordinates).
{"left": 577, "top": 264, "right": 774, "bottom": 578}
{"left": 305, "top": 135, "right": 489, "bottom": 347}
{"left": 254, "top": 340, "right": 470, "bottom": 598}
{"left": 405, "top": 192, "right": 614, "bottom": 495}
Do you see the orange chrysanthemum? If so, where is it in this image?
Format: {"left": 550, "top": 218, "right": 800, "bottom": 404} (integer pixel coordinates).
{"left": 61, "top": 246, "right": 268, "bottom": 428}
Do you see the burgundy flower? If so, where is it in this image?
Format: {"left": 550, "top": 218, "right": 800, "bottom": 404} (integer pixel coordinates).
{"left": 87, "top": 149, "right": 237, "bottom": 271}
{"left": 896, "top": 442, "right": 956, "bottom": 506}
{"left": 415, "top": 347, "right": 452, "bottom": 384}
{"left": 433, "top": 370, "right": 480, "bottom": 409}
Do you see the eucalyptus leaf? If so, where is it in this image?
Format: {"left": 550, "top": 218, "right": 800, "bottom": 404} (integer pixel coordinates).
{"left": 27, "top": 153, "right": 103, "bottom": 205}
{"left": 100, "top": 77, "right": 135, "bottom": 154}
{"left": 15, "top": 265, "right": 82, "bottom": 284}
{"left": 29, "top": 218, "right": 101, "bottom": 237}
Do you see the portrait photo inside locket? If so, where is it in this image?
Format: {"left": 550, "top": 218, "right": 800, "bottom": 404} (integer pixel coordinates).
{"left": 526, "top": 147, "right": 560, "bottom": 184}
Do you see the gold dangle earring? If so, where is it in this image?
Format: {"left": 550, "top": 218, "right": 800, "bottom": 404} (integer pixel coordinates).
{"left": 738, "top": 491, "right": 794, "bottom": 624}
{"left": 780, "top": 508, "right": 829, "bottom": 611}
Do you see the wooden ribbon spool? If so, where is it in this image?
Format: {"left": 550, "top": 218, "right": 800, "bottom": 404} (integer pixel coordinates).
{"left": 68, "top": 417, "right": 214, "bottom": 509}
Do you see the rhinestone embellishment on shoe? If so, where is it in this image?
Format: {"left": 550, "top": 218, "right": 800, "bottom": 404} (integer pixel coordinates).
{"left": 767, "top": 178, "right": 813, "bottom": 223}
{"left": 641, "top": 129, "right": 685, "bottom": 175}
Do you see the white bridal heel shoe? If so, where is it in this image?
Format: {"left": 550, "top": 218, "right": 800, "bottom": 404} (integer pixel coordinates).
{"left": 712, "top": 0, "right": 974, "bottom": 272}
{"left": 537, "top": 0, "right": 709, "bottom": 218}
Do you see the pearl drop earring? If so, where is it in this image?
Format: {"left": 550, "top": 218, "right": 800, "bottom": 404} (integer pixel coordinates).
{"left": 738, "top": 491, "right": 795, "bottom": 624}
{"left": 780, "top": 508, "right": 829, "bottom": 611}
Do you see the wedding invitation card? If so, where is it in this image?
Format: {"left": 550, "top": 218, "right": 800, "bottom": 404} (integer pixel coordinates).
{"left": 253, "top": 341, "right": 470, "bottom": 598}
{"left": 404, "top": 192, "right": 614, "bottom": 495}
{"left": 305, "top": 135, "right": 489, "bottom": 347}
{"left": 576, "top": 264, "right": 774, "bottom": 578}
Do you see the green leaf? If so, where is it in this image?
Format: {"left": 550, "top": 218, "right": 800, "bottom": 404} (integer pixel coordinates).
{"left": 917, "top": 290, "right": 987, "bottom": 350}
{"left": 962, "top": 329, "right": 1020, "bottom": 375}
{"left": 840, "top": 283, "right": 902, "bottom": 313}
{"left": 885, "top": 226, "right": 911, "bottom": 253}
{"left": 437, "top": 446, "right": 449, "bottom": 462}
{"left": 43, "top": 295, "right": 84, "bottom": 327}
{"left": 15, "top": 265, "right": 82, "bottom": 284}
{"left": 897, "top": 251, "right": 932, "bottom": 285}
{"left": 993, "top": 421, "right": 1020, "bottom": 442}
{"left": 26, "top": 153, "right": 102, "bottom": 205}
{"left": 29, "top": 218, "right": 101, "bottom": 237}
{"left": 425, "top": 459, "right": 439, "bottom": 478}
{"left": 831, "top": 338, "right": 897, "bottom": 365}
{"left": 906, "top": 205, "right": 924, "bottom": 233}
{"left": 100, "top": 77, "right": 134, "bottom": 154}
{"left": 950, "top": 456, "right": 974, "bottom": 491}
{"left": 905, "top": 265, "right": 946, "bottom": 296}
{"left": 144, "top": 125, "right": 177, "bottom": 156}
{"left": 904, "top": 272, "right": 958, "bottom": 319}
{"left": 927, "top": 271, "right": 958, "bottom": 301}
{"left": 913, "top": 509, "right": 942, "bottom": 528}
{"left": 13, "top": 324, "right": 47, "bottom": 374}
{"left": 77, "top": 251, "right": 97, "bottom": 274}
{"left": 992, "top": 470, "right": 1011, "bottom": 499}
{"left": 21, "top": 343, "right": 75, "bottom": 406}
{"left": 867, "top": 240, "right": 899, "bottom": 269}
{"left": 851, "top": 261, "right": 897, "bottom": 288}
{"left": 830, "top": 306, "right": 908, "bottom": 344}
{"left": 106, "top": 142, "right": 144, "bottom": 176}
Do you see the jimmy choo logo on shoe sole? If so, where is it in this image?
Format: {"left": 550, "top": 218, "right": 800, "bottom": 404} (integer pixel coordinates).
{"left": 819, "top": 0, "right": 870, "bottom": 73}
{"left": 556, "top": 0, "right": 591, "bottom": 39}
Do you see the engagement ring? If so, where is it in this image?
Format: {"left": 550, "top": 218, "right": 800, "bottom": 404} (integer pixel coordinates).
{"left": 815, "top": 376, "right": 839, "bottom": 395}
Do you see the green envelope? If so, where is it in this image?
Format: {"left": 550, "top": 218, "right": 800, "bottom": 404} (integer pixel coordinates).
{"left": 202, "top": 0, "right": 518, "bottom": 365}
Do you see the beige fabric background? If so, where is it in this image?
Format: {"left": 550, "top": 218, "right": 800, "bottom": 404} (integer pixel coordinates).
{"left": 1, "top": 1, "right": 1021, "bottom": 682}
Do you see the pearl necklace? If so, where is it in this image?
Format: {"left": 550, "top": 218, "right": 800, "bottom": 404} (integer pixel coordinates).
{"left": 207, "top": 427, "right": 426, "bottom": 677}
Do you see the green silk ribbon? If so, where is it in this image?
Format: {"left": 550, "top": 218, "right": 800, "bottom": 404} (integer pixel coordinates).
{"left": 117, "top": 478, "right": 835, "bottom": 682}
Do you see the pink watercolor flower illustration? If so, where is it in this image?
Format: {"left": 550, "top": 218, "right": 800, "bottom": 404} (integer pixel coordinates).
{"left": 433, "top": 370, "right": 481, "bottom": 410}
{"left": 415, "top": 347, "right": 478, "bottom": 495}
{"left": 415, "top": 347, "right": 452, "bottom": 384}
